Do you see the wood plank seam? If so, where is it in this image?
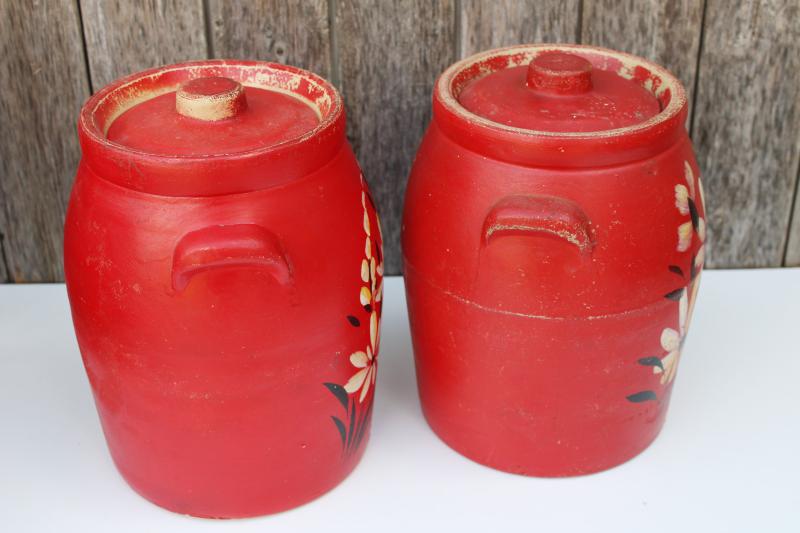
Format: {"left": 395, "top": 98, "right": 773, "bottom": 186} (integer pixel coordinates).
{"left": 454, "top": 0, "right": 463, "bottom": 57}
{"left": 0, "top": 231, "right": 10, "bottom": 282}
{"left": 202, "top": 0, "right": 215, "bottom": 59}
{"left": 75, "top": 0, "right": 95, "bottom": 93}
{"left": 329, "top": 0, "right": 341, "bottom": 87}
{"left": 783, "top": 158, "right": 800, "bottom": 266}
{"left": 688, "top": 0, "right": 708, "bottom": 139}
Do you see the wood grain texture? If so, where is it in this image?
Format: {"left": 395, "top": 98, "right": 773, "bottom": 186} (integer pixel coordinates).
{"left": 693, "top": 0, "right": 800, "bottom": 268}
{"left": 459, "top": 0, "right": 580, "bottom": 57}
{"left": 335, "top": 0, "right": 456, "bottom": 274}
{"left": 80, "top": 0, "right": 207, "bottom": 89}
{"left": 581, "top": 0, "right": 704, "bottom": 123}
{"left": 207, "top": 0, "right": 331, "bottom": 77}
{"left": 0, "top": 0, "right": 90, "bottom": 282}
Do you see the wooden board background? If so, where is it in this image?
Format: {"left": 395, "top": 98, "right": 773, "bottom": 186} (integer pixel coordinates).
{"left": 1, "top": 0, "right": 799, "bottom": 281}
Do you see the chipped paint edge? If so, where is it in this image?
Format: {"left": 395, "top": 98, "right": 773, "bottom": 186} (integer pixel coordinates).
{"left": 80, "top": 60, "right": 340, "bottom": 159}
{"left": 437, "top": 44, "right": 686, "bottom": 140}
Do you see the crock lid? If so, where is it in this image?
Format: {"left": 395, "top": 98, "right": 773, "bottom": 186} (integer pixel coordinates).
{"left": 458, "top": 50, "right": 661, "bottom": 132}
{"left": 79, "top": 60, "right": 345, "bottom": 196}
{"left": 107, "top": 75, "right": 320, "bottom": 156}
{"left": 434, "top": 45, "right": 688, "bottom": 168}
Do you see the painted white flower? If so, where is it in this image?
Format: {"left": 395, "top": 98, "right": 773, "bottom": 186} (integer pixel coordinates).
{"left": 344, "top": 346, "right": 377, "bottom": 402}
{"left": 346, "top": 299, "right": 380, "bottom": 404}
{"left": 358, "top": 255, "right": 383, "bottom": 306}
{"left": 675, "top": 162, "right": 706, "bottom": 264}
{"left": 344, "top": 179, "right": 383, "bottom": 403}
{"left": 654, "top": 289, "right": 688, "bottom": 384}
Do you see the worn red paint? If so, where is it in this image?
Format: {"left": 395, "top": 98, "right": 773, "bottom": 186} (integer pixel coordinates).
{"left": 65, "top": 60, "right": 379, "bottom": 517}
{"left": 403, "top": 45, "right": 706, "bottom": 476}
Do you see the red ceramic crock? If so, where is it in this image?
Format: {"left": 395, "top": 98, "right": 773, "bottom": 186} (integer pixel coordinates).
{"left": 64, "top": 60, "right": 384, "bottom": 517}
{"left": 403, "top": 44, "right": 706, "bottom": 476}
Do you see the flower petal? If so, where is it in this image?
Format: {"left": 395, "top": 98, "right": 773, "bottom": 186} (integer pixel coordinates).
{"left": 359, "top": 367, "right": 373, "bottom": 402}
{"left": 344, "top": 368, "right": 368, "bottom": 393}
{"left": 360, "top": 286, "right": 372, "bottom": 306}
{"left": 697, "top": 217, "right": 706, "bottom": 242}
{"left": 659, "top": 351, "right": 679, "bottom": 385}
{"left": 677, "top": 221, "right": 693, "bottom": 252}
{"left": 370, "top": 311, "right": 378, "bottom": 350}
{"left": 375, "top": 279, "right": 383, "bottom": 302}
{"left": 661, "top": 328, "right": 680, "bottom": 352}
{"left": 366, "top": 345, "right": 373, "bottom": 361}
{"left": 361, "top": 190, "right": 366, "bottom": 208}
{"left": 687, "top": 272, "right": 702, "bottom": 331}
{"left": 372, "top": 362, "right": 377, "bottom": 384}
{"left": 370, "top": 257, "right": 377, "bottom": 292}
{"left": 679, "top": 290, "right": 688, "bottom": 334}
{"left": 363, "top": 210, "right": 371, "bottom": 236}
{"left": 365, "top": 236, "right": 372, "bottom": 259}
{"left": 361, "top": 259, "right": 370, "bottom": 283}
{"left": 694, "top": 245, "right": 705, "bottom": 271}
{"left": 350, "top": 351, "right": 369, "bottom": 368}
{"left": 684, "top": 161, "right": 695, "bottom": 198}
{"left": 675, "top": 184, "right": 690, "bottom": 215}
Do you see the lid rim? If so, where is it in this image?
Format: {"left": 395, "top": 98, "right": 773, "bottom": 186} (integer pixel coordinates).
{"left": 78, "top": 60, "right": 346, "bottom": 196}
{"left": 80, "top": 59, "right": 343, "bottom": 161}
{"left": 433, "top": 44, "right": 689, "bottom": 167}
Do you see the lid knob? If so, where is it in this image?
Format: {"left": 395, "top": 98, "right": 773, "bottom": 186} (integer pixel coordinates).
{"left": 176, "top": 76, "right": 247, "bottom": 121}
{"left": 527, "top": 51, "right": 593, "bottom": 95}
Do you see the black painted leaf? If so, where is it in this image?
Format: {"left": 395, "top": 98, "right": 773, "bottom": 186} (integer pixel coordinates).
{"left": 346, "top": 315, "right": 361, "bottom": 327}
{"left": 688, "top": 198, "right": 699, "bottom": 231}
{"left": 668, "top": 265, "right": 684, "bottom": 278}
{"left": 323, "top": 382, "right": 349, "bottom": 410}
{"left": 665, "top": 287, "right": 685, "bottom": 301}
{"left": 331, "top": 416, "right": 347, "bottom": 447}
{"left": 638, "top": 356, "right": 664, "bottom": 370}
{"left": 363, "top": 303, "right": 373, "bottom": 313}
{"left": 627, "top": 391, "right": 658, "bottom": 403}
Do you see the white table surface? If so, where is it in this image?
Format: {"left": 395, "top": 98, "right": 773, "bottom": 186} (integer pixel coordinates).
{"left": 1, "top": 271, "right": 799, "bottom": 532}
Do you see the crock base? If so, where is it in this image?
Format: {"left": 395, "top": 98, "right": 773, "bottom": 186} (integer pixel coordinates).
{"left": 420, "top": 404, "right": 665, "bottom": 478}
{"left": 108, "top": 434, "right": 369, "bottom": 519}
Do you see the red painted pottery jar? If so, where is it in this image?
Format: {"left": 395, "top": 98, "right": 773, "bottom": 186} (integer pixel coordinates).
{"left": 403, "top": 45, "right": 706, "bottom": 476}
{"left": 65, "top": 60, "right": 383, "bottom": 517}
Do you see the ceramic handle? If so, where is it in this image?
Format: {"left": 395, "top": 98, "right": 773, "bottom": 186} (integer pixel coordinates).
{"left": 171, "top": 224, "right": 291, "bottom": 291}
{"left": 482, "top": 195, "right": 594, "bottom": 253}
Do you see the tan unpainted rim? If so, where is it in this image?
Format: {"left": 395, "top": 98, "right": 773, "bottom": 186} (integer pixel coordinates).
{"left": 437, "top": 44, "right": 686, "bottom": 139}
{"left": 81, "top": 60, "right": 339, "bottom": 160}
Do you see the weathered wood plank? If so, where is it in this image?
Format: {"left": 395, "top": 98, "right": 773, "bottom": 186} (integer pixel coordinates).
{"left": 693, "top": 0, "right": 800, "bottom": 267}
{"left": 581, "top": 0, "right": 704, "bottom": 124}
{"left": 459, "top": 0, "right": 580, "bottom": 57}
{"left": 0, "top": 0, "right": 90, "bottom": 282}
{"left": 207, "top": 0, "right": 331, "bottom": 77}
{"left": 80, "top": 0, "right": 208, "bottom": 90}
{"left": 335, "top": 0, "right": 456, "bottom": 275}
